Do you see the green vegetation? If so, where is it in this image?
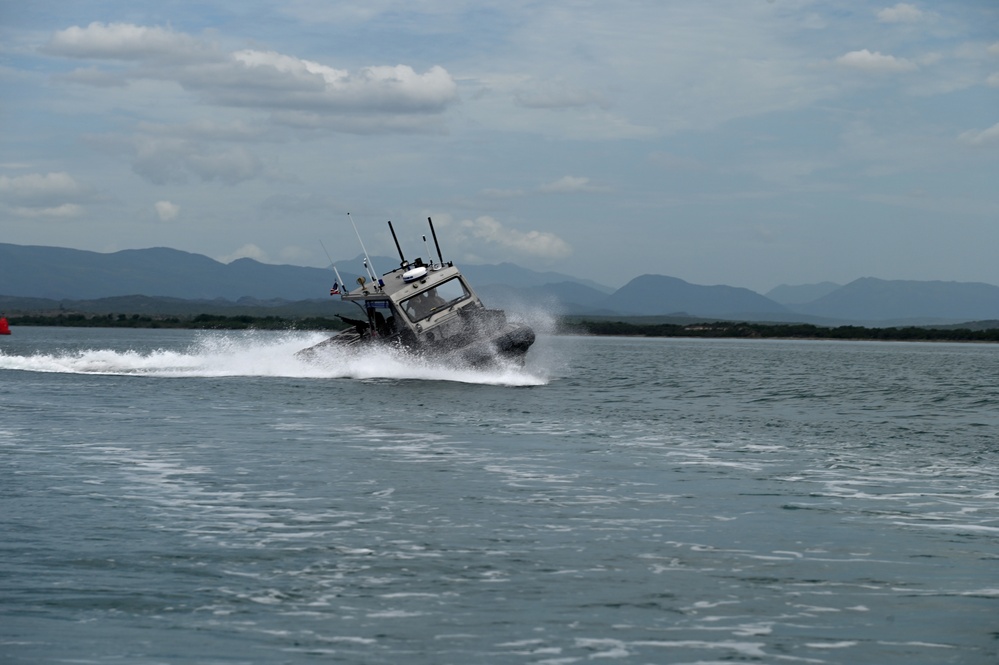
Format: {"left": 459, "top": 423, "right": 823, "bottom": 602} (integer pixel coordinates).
{"left": 7, "top": 313, "right": 999, "bottom": 342}
{"left": 564, "top": 320, "right": 999, "bottom": 342}
{"left": 8, "top": 312, "right": 347, "bottom": 331}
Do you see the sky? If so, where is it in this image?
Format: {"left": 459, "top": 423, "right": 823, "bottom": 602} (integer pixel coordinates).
{"left": 1, "top": 1, "right": 997, "bottom": 293}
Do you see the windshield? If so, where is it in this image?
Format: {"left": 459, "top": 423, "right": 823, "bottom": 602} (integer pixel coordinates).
{"left": 401, "top": 277, "right": 470, "bottom": 322}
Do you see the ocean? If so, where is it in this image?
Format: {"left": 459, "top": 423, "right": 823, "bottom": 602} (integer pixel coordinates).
{"left": 1, "top": 327, "right": 997, "bottom": 664}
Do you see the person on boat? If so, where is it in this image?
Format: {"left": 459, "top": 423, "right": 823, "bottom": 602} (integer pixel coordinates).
{"left": 405, "top": 295, "right": 428, "bottom": 320}
{"left": 337, "top": 314, "right": 369, "bottom": 336}
{"left": 424, "top": 288, "right": 446, "bottom": 311}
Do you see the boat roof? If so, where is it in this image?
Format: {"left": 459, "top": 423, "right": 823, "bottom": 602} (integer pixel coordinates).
{"left": 341, "top": 261, "right": 468, "bottom": 305}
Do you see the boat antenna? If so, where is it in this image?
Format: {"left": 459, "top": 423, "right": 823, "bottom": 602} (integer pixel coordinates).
{"left": 387, "top": 220, "right": 407, "bottom": 265}
{"left": 318, "top": 239, "right": 346, "bottom": 295}
{"left": 333, "top": 265, "right": 345, "bottom": 293}
{"left": 422, "top": 234, "right": 435, "bottom": 269}
{"left": 347, "top": 212, "right": 378, "bottom": 285}
{"left": 427, "top": 216, "right": 445, "bottom": 266}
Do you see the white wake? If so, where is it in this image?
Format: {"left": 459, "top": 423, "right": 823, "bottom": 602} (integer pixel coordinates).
{"left": 0, "top": 331, "right": 549, "bottom": 386}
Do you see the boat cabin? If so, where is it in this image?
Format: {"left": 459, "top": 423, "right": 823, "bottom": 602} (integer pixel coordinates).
{"left": 340, "top": 258, "right": 487, "bottom": 349}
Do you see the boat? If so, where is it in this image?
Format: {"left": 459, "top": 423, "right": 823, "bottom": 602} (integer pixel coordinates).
{"left": 0, "top": 315, "right": 10, "bottom": 335}
{"left": 296, "top": 217, "right": 535, "bottom": 366}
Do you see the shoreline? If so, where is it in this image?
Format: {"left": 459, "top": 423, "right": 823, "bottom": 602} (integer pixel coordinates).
{"left": 3, "top": 313, "right": 998, "bottom": 343}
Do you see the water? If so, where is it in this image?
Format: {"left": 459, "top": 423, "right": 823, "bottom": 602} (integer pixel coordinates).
{"left": 1, "top": 328, "right": 997, "bottom": 664}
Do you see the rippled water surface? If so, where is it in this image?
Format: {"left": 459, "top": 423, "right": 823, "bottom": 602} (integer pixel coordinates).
{"left": 2, "top": 328, "right": 997, "bottom": 664}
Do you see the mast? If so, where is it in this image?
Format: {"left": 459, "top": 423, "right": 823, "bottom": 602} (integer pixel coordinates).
{"left": 347, "top": 212, "right": 378, "bottom": 285}
{"left": 428, "top": 217, "right": 445, "bottom": 266}
{"left": 388, "top": 220, "right": 407, "bottom": 264}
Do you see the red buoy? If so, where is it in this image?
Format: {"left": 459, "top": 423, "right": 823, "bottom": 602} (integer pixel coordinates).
{"left": 0, "top": 316, "right": 11, "bottom": 335}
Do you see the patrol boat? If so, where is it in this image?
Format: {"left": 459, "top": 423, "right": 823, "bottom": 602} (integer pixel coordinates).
{"left": 297, "top": 217, "right": 535, "bottom": 366}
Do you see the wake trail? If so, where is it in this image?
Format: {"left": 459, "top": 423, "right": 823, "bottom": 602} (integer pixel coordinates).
{"left": 0, "top": 331, "right": 548, "bottom": 386}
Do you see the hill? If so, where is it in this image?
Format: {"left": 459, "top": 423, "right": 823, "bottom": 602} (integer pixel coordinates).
{"left": 766, "top": 282, "right": 841, "bottom": 305}
{"left": 790, "top": 278, "right": 999, "bottom": 323}
{"left": 0, "top": 243, "right": 335, "bottom": 301}
{"left": 3, "top": 243, "right": 999, "bottom": 324}
{"left": 603, "top": 274, "right": 789, "bottom": 319}
{"left": 0, "top": 244, "right": 601, "bottom": 303}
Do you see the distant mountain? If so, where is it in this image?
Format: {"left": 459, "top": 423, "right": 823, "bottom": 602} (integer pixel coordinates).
{"left": 478, "top": 281, "right": 617, "bottom": 315}
{"left": 0, "top": 243, "right": 334, "bottom": 301}
{"left": 790, "top": 277, "right": 999, "bottom": 323}
{"left": 4, "top": 243, "right": 999, "bottom": 324}
{"left": 766, "top": 282, "right": 842, "bottom": 305}
{"left": 0, "top": 243, "right": 599, "bottom": 303}
{"left": 603, "top": 274, "right": 789, "bottom": 318}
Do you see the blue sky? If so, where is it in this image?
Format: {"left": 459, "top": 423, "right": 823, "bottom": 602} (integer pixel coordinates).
{"left": 2, "top": 1, "right": 997, "bottom": 292}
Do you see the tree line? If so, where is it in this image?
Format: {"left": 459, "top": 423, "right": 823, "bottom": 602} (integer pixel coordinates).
{"left": 6, "top": 312, "right": 999, "bottom": 341}
{"left": 564, "top": 320, "right": 999, "bottom": 342}
{"left": 7, "top": 312, "right": 346, "bottom": 331}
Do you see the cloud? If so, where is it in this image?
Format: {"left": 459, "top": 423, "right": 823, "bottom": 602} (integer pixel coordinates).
{"left": 0, "top": 172, "right": 93, "bottom": 217}
{"left": 44, "top": 22, "right": 458, "bottom": 134}
{"left": 218, "top": 244, "right": 269, "bottom": 264}
{"left": 136, "top": 119, "right": 269, "bottom": 142}
{"left": 480, "top": 176, "right": 607, "bottom": 198}
{"left": 538, "top": 175, "right": 604, "bottom": 194}
{"left": 45, "top": 22, "right": 210, "bottom": 61}
{"left": 154, "top": 200, "right": 180, "bottom": 221}
{"left": 877, "top": 3, "right": 924, "bottom": 24}
{"left": 458, "top": 216, "right": 571, "bottom": 260}
{"left": 86, "top": 134, "right": 266, "bottom": 185}
{"left": 9, "top": 204, "right": 84, "bottom": 219}
{"left": 222, "top": 53, "right": 457, "bottom": 113}
{"left": 836, "top": 49, "right": 918, "bottom": 73}
{"left": 481, "top": 187, "right": 527, "bottom": 199}
{"left": 958, "top": 122, "right": 999, "bottom": 146}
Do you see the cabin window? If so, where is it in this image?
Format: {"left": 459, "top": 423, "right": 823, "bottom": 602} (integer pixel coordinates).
{"left": 365, "top": 300, "right": 397, "bottom": 336}
{"left": 401, "top": 277, "right": 470, "bottom": 322}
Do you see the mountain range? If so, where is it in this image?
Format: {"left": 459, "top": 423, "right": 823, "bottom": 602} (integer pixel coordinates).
{"left": 2, "top": 242, "right": 999, "bottom": 326}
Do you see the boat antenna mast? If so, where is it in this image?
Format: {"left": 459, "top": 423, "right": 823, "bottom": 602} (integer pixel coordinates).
{"left": 422, "top": 234, "right": 435, "bottom": 269}
{"left": 427, "top": 216, "right": 446, "bottom": 267}
{"left": 319, "top": 239, "right": 346, "bottom": 296}
{"left": 387, "top": 220, "right": 408, "bottom": 266}
{"left": 347, "top": 212, "right": 380, "bottom": 287}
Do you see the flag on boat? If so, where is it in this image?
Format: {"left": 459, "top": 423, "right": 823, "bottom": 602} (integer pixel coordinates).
{"left": 330, "top": 283, "right": 340, "bottom": 295}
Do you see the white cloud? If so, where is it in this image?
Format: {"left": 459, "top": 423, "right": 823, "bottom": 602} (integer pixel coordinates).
{"left": 836, "top": 49, "right": 917, "bottom": 73}
{"left": 45, "top": 23, "right": 458, "bottom": 134}
{"left": 0, "top": 172, "right": 92, "bottom": 212}
{"left": 538, "top": 175, "right": 601, "bottom": 194}
{"left": 480, "top": 176, "right": 606, "bottom": 198}
{"left": 92, "top": 134, "right": 266, "bottom": 186}
{"left": 877, "top": 3, "right": 924, "bottom": 24}
{"left": 958, "top": 122, "right": 999, "bottom": 146}
{"left": 458, "top": 216, "right": 571, "bottom": 259}
{"left": 10, "top": 204, "right": 84, "bottom": 219}
{"left": 46, "top": 22, "right": 202, "bottom": 59}
{"left": 154, "top": 200, "right": 180, "bottom": 221}
{"left": 218, "top": 244, "right": 269, "bottom": 264}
